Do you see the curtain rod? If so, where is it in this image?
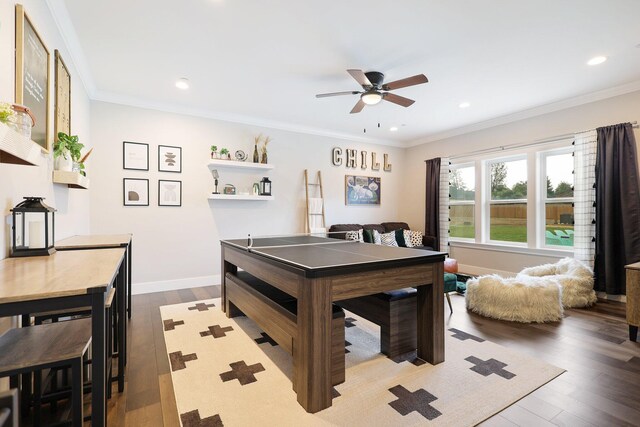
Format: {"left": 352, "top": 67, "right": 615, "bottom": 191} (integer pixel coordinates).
{"left": 448, "top": 121, "right": 638, "bottom": 160}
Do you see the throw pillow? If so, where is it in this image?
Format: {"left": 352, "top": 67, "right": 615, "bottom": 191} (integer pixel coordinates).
{"left": 408, "top": 230, "right": 423, "bottom": 247}
{"left": 363, "top": 229, "right": 374, "bottom": 243}
{"left": 403, "top": 229, "right": 414, "bottom": 248}
{"left": 380, "top": 230, "right": 398, "bottom": 247}
{"left": 372, "top": 229, "right": 382, "bottom": 245}
{"left": 394, "top": 229, "right": 407, "bottom": 247}
{"left": 345, "top": 229, "right": 364, "bottom": 242}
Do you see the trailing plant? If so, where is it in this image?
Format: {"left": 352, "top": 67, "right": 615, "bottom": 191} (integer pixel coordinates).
{"left": 54, "top": 132, "right": 84, "bottom": 161}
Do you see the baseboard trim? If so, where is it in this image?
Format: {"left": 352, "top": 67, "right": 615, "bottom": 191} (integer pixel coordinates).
{"left": 132, "top": 275, "right": 221, "bottom": 295}
{"left": 458, "top": 264, "right": 517, "bottom": 278}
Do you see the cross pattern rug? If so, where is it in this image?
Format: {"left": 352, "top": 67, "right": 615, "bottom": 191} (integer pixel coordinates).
{"left": 160, "top": 299, "right": 564, "bottom": 426}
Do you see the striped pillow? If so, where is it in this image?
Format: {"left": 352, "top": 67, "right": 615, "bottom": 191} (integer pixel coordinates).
{"left": 380, "top": 231, "right": 399, "bottom": 247}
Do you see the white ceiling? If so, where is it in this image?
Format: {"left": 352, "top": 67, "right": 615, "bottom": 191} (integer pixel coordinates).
{"left": 53, "top": 0, "right": 640, "bottom": 146}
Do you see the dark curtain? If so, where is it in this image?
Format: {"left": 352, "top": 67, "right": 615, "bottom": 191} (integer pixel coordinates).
{"left": 594, "top": 123, "right": 640, "bottom": 294}
{"left": 425, "top": 158, "right": 441, "bottom": 251}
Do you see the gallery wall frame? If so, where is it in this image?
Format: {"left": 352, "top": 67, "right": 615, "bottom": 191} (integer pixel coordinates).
{"left": 123, "top": 178, "right": 149, "bottom": 206}
{"left": 345, "top": 175, "right": 381, "bottom": 206}
{"left": 158, "top": 180, "right": 182, "bottom": 207}
{"left": 54, "top": 50, "right": 71, "bottom": 137}
{"left": 15, "top": 4, "right": 51, "bottom": 152}
{"left": 123, "top": 141, "right": 149, "bottom": 171}
{"left": 158, "top": 145, "right": 182, "bottom": 173}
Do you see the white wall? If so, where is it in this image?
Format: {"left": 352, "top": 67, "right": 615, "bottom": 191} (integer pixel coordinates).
{"left": 0, "top": 1, "right": 92, "bottom": 261}
{"left": 89, "top": 101, "right": 405, "bottom": 293}
{"left": 401, "top": 90, "right": 640, "bottom": 274}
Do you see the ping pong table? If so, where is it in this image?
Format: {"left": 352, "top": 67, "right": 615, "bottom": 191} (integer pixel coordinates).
{"left": 220, "top": 235, "right": 446, "bottom": 413}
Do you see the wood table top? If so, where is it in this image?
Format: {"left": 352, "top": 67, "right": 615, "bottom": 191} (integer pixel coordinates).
{"left": 626, "top": 262, "right": 640, "bottom": 270}
{"left": 55, "top": 234, "right": 132, "bottom": 249}
{"left": 0, "top": 248, "right": 126, "bottom": 304}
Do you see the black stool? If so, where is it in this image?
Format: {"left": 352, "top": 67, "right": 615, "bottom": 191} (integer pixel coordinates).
{"left": 0, "top": 318, "right": 91, "bottom": 427}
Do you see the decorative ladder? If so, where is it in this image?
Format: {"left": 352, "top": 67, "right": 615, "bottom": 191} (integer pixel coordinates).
{"left": 304, "top": 170, "right": 326, "bottom": 233}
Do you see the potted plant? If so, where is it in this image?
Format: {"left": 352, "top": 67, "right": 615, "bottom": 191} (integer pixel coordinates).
{"left": 210, "top": 145, "right": 218, "bottom": 159}
{"left": 220, "top": 148, "right": 230, "bottom": 160}
{"left": 53, "top": 132, "right": 84, "bottom": 172}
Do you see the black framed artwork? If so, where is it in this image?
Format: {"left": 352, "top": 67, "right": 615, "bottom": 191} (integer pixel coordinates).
{"left": 158, "top": 145, "right": 182, "bottom": 173}
{"left": 158, "top": 180, "right": 182, "bottom": 206}
{"left": 123, "top": 141, "right": 149, "bottom": 170}
{"left": 123, "top": 178, "right": 149, "bottom": 206}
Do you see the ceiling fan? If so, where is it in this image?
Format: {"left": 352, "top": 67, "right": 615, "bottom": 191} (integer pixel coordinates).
{"left": 316, "top": 69, "right": 428, "bottom": 114}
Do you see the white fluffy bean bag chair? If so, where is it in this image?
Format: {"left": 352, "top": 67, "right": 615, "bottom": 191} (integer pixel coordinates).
{"left": 517, "top": 257, "right": 597, "bottom": 308}
{"left": 466, "top": 275, "right": 564, "bottom": 323}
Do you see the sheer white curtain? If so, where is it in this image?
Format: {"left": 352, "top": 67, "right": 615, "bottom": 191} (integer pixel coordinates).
{"left": 439, "top": 157, "right": 450, "bottom": 253}
{"left": 573, "top": 130, "right": 597, "bottom": 267}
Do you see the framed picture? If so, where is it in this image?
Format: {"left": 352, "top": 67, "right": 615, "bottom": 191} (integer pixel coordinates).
{"left": 15, "top": 4, "right": 51, "bottom": 151}
{"left": 123, "top": 178, "right": 149, "bottom": 206}
{"left": 158, "top": 180, "right": 182, "bottom": 207}
{"left": 54, "top": 50, "right": 71, "bottom": 137}
{"left": 158, "top": 145, "right": 182, "bottom": 173}
{"left": 123, "top": 141, "right": 149, "bottom": 170}
{"left": 345, "top": 175, "right": 381, "bottom": 206}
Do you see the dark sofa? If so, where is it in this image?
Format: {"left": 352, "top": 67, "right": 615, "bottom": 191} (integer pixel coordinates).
{"left": 328, "top": 221, "right": 436, "bottom": 250}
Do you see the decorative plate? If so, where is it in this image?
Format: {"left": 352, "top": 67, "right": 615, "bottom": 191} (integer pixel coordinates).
{"left": 235, "top": 150, "right": 247, "bottom": 161}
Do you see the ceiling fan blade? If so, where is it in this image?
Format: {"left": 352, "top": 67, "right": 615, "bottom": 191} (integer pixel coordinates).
{"left": 382, "top": 74, "right": 428, "bottom": 91}
{"left": 350, "top": 99, "right": 366, "bottom": 114}
{"left": 347, "top": 69, "right": 372, "bottom": 88}
{"left": 383, "top": 92, "right": 415, "bottom": 107}
{"left": 315, "top": 91, "right": 360, "bottom": 98}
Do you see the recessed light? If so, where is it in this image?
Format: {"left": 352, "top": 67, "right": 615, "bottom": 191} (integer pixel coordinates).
{"left": 175, "top": 78, "right": 190, "bottom": 90}
{"left": 389, "top": 126, "right": 398, "bottom": 132}
{"left": 587, "top": 56, "right": 607, "bottom": 66}
{"left": 459, "top": 102, "right": 470, "bottom": 109}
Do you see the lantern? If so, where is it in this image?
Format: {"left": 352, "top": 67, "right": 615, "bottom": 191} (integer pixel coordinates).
{"left": 259, "top": 177, "right": 272, "bottom": 196}
{"left": 10, "top": 197, "right": 56, "bottom": 257}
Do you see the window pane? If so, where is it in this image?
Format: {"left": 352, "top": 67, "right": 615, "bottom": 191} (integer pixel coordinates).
{"left": 490, "top": 159, "right": 527, "bottom": 200}
{"left": 490, "top": 202, "right": 527, "bottom": 242}
{"left": 450, "top": 166, "right": 475, "bottom": 201}
{"left": 450, "top": 205, "right": 474, "bottom": 238}
{"left": 545, "top": 202, "right": 574, "bottom": 246}
{"left": 546, "top": 153, "right": 574, "bottom": 198}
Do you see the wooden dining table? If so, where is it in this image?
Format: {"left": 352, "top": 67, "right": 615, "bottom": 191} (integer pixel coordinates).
{"left": 56, "top": 234, "right": 133, "bottom": 319}
{"left": 0, "top": 248, "right": 126, "bottom": 427}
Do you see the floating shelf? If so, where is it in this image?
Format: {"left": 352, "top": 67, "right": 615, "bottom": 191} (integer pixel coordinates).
{"left": 208, "top": 194, "right": 273, "bottom": 201}
{"left": 52, "top": 170, "right": 90, "bottom": 189}
{"left": 0, "top": 122, "right": 42, "bottom": 166}
{"left": 207, "top": 159, "right": 274, "bottom": 170}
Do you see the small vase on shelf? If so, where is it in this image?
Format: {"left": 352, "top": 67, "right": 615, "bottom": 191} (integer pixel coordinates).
{"left": 260, "top": 151, "right": 267, "bottom": 164}
{"left": 253, "top": 145, "right": 259, "bottom": 163}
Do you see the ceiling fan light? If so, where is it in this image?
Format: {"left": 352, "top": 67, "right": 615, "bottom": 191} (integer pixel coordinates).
{"left": 361, "top": 92, "right": 382, "bottom": 105}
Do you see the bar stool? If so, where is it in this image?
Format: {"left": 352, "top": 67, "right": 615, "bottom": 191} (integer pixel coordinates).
{"left": 0, "top": 318, "right": 91, "bottom": 427}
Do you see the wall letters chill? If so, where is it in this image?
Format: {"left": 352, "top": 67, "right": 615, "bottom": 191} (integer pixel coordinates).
{"left": 331, "top": 147, "right": 391, "bottom": 172}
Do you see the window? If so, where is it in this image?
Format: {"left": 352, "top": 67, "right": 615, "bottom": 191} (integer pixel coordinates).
{"left": 542, "top": 150, "right": 574, "bottom": 247}
{"left": 488, "top": 157, "right": 527, "bottom": 243}
{"left": 449, "top": 164, "right": 475, "bottom": 239}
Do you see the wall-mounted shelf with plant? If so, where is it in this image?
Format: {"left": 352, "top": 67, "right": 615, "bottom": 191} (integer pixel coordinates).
{"left": 52, "top": 132, "right": 92, "bottom": 189}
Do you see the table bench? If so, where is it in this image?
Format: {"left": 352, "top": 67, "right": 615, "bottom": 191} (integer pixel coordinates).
{"left": 225, "top": 271, "right": 345, "bottom": 386}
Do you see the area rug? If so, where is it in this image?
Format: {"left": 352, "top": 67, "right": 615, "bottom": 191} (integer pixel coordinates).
{"left": 160, "top": 299, "right": 564, "bottom": 426}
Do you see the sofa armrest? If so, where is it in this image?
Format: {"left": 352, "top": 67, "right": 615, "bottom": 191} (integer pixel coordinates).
{"left": 422, "top": 235, "right": 437, "bottom": 250}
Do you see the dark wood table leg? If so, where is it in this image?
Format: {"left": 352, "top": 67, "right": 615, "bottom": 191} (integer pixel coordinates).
{"left": 91, "top": 291, "right": 106, "bottom": 427}
{"left": 296, "top": 277, "right": 332, "bottom": 413}
{"left": 221, "top": 248, "right": 237, "bottom": 314}
{"left": 630, "top": 325, "right": 638, "bottom": 342}
{"left": 117, "top": 260, "right": 127, "bottom": 391}
{"left": 417, "top": 262, "right": 445, "bottom": 365}
{"left": 127, "top": 241, "right": 132, "bottom": 319}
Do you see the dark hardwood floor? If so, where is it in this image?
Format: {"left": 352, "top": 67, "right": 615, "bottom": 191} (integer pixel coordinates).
{"left": 110, "top": 286, "right": 639, "bottom": 426}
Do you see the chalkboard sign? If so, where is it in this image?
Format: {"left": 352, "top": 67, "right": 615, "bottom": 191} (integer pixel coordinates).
{"left": 15, "top": 5, "right": 51, "bottom": 152}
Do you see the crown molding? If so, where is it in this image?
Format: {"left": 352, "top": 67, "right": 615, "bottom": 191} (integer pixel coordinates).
{"left": 45, "top": 0, "right": 97, "bottom": 97}
{"left": 92, "top": 90, "right": 398, "bottom": 147}
{"left": 403, "top": 80, "right": 640, "bottom": 148}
